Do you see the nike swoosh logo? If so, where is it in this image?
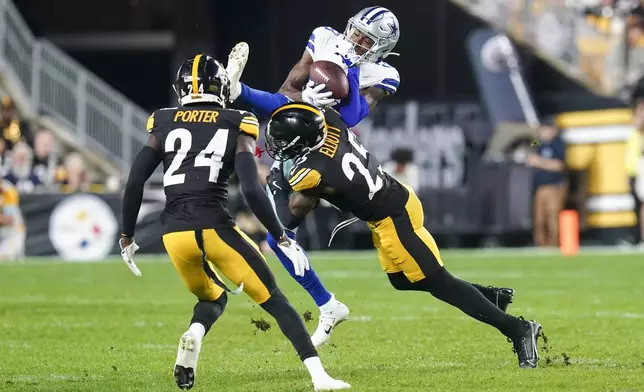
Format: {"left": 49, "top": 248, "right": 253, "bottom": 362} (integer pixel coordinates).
{"left": 272, "top": 181, "right": 282, "bottom": 190}
{"left": 324, "top": 327, "right": 332, "bottom": 335}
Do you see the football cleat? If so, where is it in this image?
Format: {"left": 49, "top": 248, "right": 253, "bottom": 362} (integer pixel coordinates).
{"left": 511, "top": 318, "right": 542, "bottom": 369}
{"left": 311, "top": 295, "right": 350, "bottom": 348}
{"left": 312, "top": 375, "right": 352, "bottom": 391}
{"left": 226, "top": 42, "right": 249, "bottom": 103}
{"left": 173, "top": 331, "right": 202, "bottom": 390}
{"left": 490, "top": 286, "right": 514, "bottom": 312}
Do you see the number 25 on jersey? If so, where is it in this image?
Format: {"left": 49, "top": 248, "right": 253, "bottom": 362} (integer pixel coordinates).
{"left": 342, "top": 132, "right": 383, "bottom": 200}
{"left": 163, "top": 128, "right": 229, "bottom": 187}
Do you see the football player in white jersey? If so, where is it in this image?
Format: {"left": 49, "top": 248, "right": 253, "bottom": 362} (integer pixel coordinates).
{"left": 224, "top": 6, "right": 403, "bottom": 350}
{"left": 228, "top": 6, "right": 400, "bottom": 125}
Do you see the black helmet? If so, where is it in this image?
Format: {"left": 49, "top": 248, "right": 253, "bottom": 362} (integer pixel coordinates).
{"left": 173, "top": 54, "right": 229, "bottom": 107}
{"left": 265, "top": 103, "right": 328, "bottom": 161}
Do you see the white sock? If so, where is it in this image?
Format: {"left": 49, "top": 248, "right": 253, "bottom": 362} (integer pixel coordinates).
{"left": 188, "top": 323, "right": 206, "bottom": 341}
{"left": 303, "top": 356, "right": 327, "bottom": 379}
{"left": 319, "top": 294, "right": 338, "bottom": 313}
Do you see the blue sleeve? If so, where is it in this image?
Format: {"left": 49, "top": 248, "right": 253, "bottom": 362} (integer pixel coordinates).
{"left": 238, "top": 83, "right": 290, "bottom": 119}
{"left": 337, "top": 66, "right": 370, "bottom": 127}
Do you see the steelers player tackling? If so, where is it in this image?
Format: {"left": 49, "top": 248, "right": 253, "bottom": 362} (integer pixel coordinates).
{"left": 226, "top": 6, "right": 515, "bottom": 349}
{"left": 119, "top": 55, "right": 350, "bottom": 391}
{"left": 225, "top": 6, "right": 403, "bottom": 349}
{"left": 265, "top": 102, "right": 544, "bottom": 369}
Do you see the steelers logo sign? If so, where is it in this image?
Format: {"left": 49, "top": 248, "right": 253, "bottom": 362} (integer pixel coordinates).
{"left": 49, "top": 194, "right": 118, "bottom": 261}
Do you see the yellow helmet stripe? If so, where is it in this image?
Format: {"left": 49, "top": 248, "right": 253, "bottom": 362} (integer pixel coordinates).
{"left": 191, "top": 54, "right": 203, "bottom": 97}
{"left": 271, "top": 103, "right": 327, "bottom": 130}
{"left": 272, "top": 103, "right": 322, "bottom": 118}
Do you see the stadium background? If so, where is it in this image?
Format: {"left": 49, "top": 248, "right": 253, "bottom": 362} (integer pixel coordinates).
{"left": 1, "top": 0, "right": 643, "bottom": 255}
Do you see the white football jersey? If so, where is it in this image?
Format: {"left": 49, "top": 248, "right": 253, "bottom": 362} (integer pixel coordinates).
{"left": 306, "top": 26, "right": 400, "bottom": 95}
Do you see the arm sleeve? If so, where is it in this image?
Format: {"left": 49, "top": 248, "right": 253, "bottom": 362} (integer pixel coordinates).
{"left": 121, "top": 146, "right": 162, "bottom": 237}
{"left": 270, "top": 184, "right": 305, "bottom": 230}
{"left": 238, "top": 83, "right": 290, "bottom": 119}
{"left": 239, "top": 112, "right": 260, "bottom": 140}
{"left": 337, "top": 66, "right": 370, "bottom": 127}
{"left": 235, "top": 151, "right": 284, "bottom": 239}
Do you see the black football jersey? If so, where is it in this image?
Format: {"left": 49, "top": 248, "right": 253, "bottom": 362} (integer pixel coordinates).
{"left": 287, "top": 109, "right": 408, "bottom": 222}
{"left": 146, "top": 104, "right": 260, "bottom": 232}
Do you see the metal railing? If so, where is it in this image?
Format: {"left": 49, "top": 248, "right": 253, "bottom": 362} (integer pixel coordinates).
{"left": 0, "top": 0, "right": 154, "bottom": 179}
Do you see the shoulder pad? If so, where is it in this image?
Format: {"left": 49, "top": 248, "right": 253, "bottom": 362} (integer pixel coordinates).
{"left": 372, "top": 62, "right": 400, "bottom": 95}
{"left": 288, "top": 167, "right": 322, "bottom": 193}
{"left": 307, "top": 26, "right": 341, "bottom": 58}
{"left": 238, "top": 111, "right": 260, "bottom": 140}
{"left": 146, "top": 112, "right": 156, "bottom": 133}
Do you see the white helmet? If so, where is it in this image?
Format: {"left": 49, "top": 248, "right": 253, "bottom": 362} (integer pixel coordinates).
{"left": 344, "top": 6, "right": 400, "bottom": 64}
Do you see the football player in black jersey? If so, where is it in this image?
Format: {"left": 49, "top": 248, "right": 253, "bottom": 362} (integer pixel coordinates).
{"left": 264, "top": 102, "right": 543, "bottom": 369}
{"left": 119, "top": 55, "right": 350, "bottom": 391}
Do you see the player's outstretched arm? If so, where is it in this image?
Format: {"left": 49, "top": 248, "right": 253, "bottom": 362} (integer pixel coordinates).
{"left": 121, "top": 135, "right": 162, "bottom": 238}
{"left": 235, "top": 134, "right": 286, "bottom": 240}
{"left": 278, "top": 51, "right": 314, "bottom": 101}
{"left": 336, "top": 67, "right": 389, "bottom": 127}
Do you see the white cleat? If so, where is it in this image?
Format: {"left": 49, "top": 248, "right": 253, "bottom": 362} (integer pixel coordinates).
{"left": 311, "top": 295, "right": 350, "bottom": 348}
{"left": 173, "top": 332, "right": 202, "bottom": 390}
{"left": 313, "top": 375, "right": 352, "bottom": 391}
{"left": 226, "top": 42, "right": 249, "bottom": 103}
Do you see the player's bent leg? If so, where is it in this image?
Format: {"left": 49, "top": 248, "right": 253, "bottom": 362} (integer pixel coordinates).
{"left": 203, "top": 227, "right": 350, "bottom": 389}
{"left": 174, "top": 295, "right": 227, "bottom": 390}
{"left": 372, "top": 187, "right": 541, "bottom": 368}
{"left": 266, "top": 231, "right": 349, "bottom": 348}
{"left": 163, "top": 231, "right": 230, "bottom": 390}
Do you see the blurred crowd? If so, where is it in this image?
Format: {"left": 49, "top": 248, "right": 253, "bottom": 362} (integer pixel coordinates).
{"left": 1, "top": 96, "right": 105, "bottom": 195}
{"left": 527, "top": 85, "right": 644, "bottom": 247}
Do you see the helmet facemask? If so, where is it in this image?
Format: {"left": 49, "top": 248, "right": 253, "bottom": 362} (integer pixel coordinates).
{"left": 265, "top": 120, "right": 327, "bottom": 162}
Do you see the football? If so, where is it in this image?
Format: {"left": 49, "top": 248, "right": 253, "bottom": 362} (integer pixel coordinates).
{"left": 308, "top": 60, "right": 350, "bottom": 99}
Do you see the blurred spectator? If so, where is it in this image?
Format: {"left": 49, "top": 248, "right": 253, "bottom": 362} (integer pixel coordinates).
{"left": 626, "top": 11, "right": 644, "bottom": 86}
{"left": 4, "top": 142, "right": 42, "bottom": 194}
{"left": 383, "top": 147, "right": 420, "bottom": 193}
{"left": 0, "top": 180, "right": 25, "bottom": 261}
{"left": 0, "top": 138, "right": 9, "bottom": 177}
{"left": 628, "top": 77, "right": 644, "bottom": 243}
{"left": 527, "top": 122, "right": 566, "bottom": 247}
{"left": 60, "top": 152, "right": 91, "bottom": 193}
{"left": 31, "top": 128, "right": 62, "bottom": 186}
{"left": 0, "top": 97, "right": 32, "bottom": 148}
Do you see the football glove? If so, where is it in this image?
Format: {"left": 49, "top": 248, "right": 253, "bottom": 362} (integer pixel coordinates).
{"left": 119, "top": 237, "right": 142, "bottom": 276}
{"left": 266, "top": 167, "right": 291, "bottom": 196}
{"left": 276, "top": 234, "right": 310, "bottom": 277}
{"left": 301, "top": 81, "right": 336, "bottom": 108}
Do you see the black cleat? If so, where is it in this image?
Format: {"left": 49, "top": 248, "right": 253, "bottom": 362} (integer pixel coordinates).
{"left": 174, "top": 365, "right": 195, "bottom": 390}
{"left": 512, "top": 318, "right": 542, "bottom": 368}
{"left": 489, "top": 286, "right": 514, "bottom": 312}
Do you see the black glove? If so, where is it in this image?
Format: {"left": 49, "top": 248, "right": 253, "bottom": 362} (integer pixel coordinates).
{"left": 266, "top": 166, "right": 291, "bottom": 196}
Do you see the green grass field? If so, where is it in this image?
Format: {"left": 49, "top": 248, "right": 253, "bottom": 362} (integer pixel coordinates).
{"left": 1, "top": 250, "right": 643, "bottom": 391}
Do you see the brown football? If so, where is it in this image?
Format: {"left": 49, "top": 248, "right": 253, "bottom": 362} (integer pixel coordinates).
{"left": 308, "top": 60, "right": 350, "bottom": 99}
